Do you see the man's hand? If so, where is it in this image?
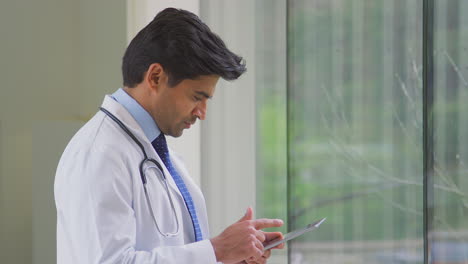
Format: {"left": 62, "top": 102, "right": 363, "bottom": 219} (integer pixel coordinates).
{"left": 242, "top": 231, "right": 284, "bottom": 264}
{"left": 210, "top": 207, "right": 283, "bottom": 264}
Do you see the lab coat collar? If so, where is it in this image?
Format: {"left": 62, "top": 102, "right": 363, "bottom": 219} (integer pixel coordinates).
{"left": 111, "top": 88, "right": 160, "bottom": 142}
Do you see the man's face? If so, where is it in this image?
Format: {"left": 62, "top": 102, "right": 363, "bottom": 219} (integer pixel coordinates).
{"left": 154, "top": 74, "right": 218, "bottom": 137}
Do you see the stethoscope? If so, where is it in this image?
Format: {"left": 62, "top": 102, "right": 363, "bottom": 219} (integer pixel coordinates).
{"left": 99, "top": 107, "right": 180, "bottom": 237}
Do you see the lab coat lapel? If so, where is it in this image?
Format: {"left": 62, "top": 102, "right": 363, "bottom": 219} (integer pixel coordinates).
{"left": 101, "top": 95, "right": 142, "bottom": 133}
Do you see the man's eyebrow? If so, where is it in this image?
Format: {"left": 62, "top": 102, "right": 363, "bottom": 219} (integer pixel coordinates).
{"left": 195, "top": 91, "right": 212, "bottom": 99}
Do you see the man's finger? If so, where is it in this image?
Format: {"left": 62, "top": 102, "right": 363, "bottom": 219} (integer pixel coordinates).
{"left": 252, "top": 239, "right": 264, "bottom": 260}
{"left": 237, "top": 207, "right": 253, "bottom": 222}
{"left": 252, "top": 218, "right": 284, "bottom": 230}
{"left": 263, "top": 231, "right": 283, "bottom": 242}
{"left": 262, "top": 249, "right": 271, "bottom": 259}
{"left": 273, "top": 242, "right": 285, "bottom": 249}
{"left": 263, "top": 231, "right": 285, "bottom": 250}
{"left": 254, "top": 237, "right": 264, "bottom": 252}
{"left": 254, "top": 230, "right": 266, "bottom": 242}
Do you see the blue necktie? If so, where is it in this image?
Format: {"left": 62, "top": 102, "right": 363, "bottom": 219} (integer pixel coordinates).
{"left": 152, "top": 133, "right": 203, "bottom": 241}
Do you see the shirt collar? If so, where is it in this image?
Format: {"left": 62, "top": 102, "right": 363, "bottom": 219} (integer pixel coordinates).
{"left": 111, "top": 88, "right": 161, "bottom": 142}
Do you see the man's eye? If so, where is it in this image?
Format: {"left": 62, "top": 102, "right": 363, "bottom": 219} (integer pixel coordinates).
{"left": 193, "top": 96, "right": 201, "bottom": 101}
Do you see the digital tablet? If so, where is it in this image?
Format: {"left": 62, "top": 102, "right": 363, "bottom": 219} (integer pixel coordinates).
{"left": 263, "top": 217, "right": 326, "bottom": 251}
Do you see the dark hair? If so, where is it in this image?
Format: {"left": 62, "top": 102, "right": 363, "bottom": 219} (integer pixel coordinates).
{"left": 122, "top": 8, "right": 246, "bottom": 87}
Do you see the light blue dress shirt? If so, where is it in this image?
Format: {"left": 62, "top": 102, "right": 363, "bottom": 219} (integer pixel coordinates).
{"left": 111, "top": 88, "right": 160, "bottom": 142}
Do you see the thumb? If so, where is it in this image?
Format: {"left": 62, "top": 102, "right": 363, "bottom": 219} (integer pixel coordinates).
{"left": 237, "top": 207, "right": 253, "bottom": 222}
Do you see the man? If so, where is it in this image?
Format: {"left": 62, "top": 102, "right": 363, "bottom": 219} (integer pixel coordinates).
{"left": 55, "top": 8, "right": 284, "bottom": 264}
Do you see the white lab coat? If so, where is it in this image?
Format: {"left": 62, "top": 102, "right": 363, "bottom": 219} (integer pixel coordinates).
{"left": 55, "top": 95, "right": 218, "bottom": 263}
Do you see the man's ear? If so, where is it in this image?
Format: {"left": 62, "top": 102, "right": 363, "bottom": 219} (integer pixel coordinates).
{"left": 146, "top": 63, "right": 164, "bottom": 91}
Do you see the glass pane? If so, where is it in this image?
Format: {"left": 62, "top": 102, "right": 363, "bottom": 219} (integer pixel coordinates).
{"left": 255, "top": 0, "right": 288, "bottom": 263}
{"left": 288, "top": 1, "right": 423, "bottom": 263}
{"left": 432, "top": 0, "right": 468, "bottom": 263}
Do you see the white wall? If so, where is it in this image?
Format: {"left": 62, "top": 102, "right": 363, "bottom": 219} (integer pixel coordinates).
{"left": 127, "top": 0, "right": 199, "bottom": 43}
{"left": 199, "top": 0, "right": 257, "bottom": 235}
{"left": 32, "top": 121, "right": 85, "bottom": 263}
{"left": 0, "top": 0, "right": 126, "bottom": 262}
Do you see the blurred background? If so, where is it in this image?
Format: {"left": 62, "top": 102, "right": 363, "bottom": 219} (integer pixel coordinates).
{"left": 0, "top": 0, "right": 467, "bottom": 263}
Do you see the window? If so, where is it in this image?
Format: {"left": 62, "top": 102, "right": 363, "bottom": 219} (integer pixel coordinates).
{"left": 432, "top": 1, "right": 468, "bottom": 263}
{"left": 256, "top": 0, "right": 468, "bottom": 263}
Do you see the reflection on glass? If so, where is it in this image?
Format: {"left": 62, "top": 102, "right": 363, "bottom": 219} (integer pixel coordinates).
{"left": 432, "top": 0, "right": 468, "bottom": 263}
{"left": 288, "top": 1, "right": 423, "bottom": 263}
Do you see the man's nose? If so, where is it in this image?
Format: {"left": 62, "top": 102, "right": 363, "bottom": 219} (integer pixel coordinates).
{"left": 193, "top": 103, "right": 206, "bottom": 120}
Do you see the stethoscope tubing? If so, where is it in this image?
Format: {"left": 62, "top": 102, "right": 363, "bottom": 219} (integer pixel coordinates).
{"left": 99, "top": 107, "right": 180, "bottom": 237}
